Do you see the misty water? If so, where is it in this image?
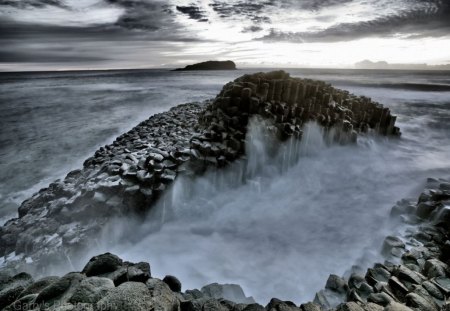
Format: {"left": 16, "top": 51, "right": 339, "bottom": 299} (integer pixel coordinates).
{"left": 1, "top": 69, "right": 450, "bottom": 303}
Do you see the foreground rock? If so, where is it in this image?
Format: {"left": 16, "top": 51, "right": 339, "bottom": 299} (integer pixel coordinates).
{"left": 0, "top": 71, "right": 399, "bottom": 276}
{"left": 174, "top": 60, "right": 237, "bottom": 71}
{"left": 1, "top": 178, "right": 449, "bottom": 310}
{"left": 310, "top": 177, "right": 450, "bottom": 311}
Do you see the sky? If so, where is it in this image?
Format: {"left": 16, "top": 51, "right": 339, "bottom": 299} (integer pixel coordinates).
{"left": 0, "top": 0, "right": 449, "bottom": 71}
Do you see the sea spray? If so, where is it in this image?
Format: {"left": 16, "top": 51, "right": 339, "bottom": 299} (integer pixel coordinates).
{"left": 86, "top": 118, "right": 414, "bottom": 303}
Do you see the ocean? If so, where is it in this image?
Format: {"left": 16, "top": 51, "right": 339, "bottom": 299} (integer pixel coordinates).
{"left": 1, "top": 68, "right": 449, "bottom": 302}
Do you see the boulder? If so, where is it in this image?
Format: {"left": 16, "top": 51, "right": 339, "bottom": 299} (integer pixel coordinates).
{"left": 19, "top": 276, "right": 60, "bottom": 298}
{"left": 35, "top": 272, "right": 86, "bottom": 306}
{"left": 82, "top": 253, "right": 123, "bottom": 277}
{"left": 299, "top": 302, "right": 322, "bottom": 311}
{"left": 95, "top": 282, "right": 153, "bottom": 311}
{"left": 336, "top": 302, "right": 364, "bottom": 311}
{"left": 405, "top": 292, "right": 439, "bottom": 311}
{"left": 163, "top": 275, "right": 182, "bottom": 292}
{"left": 68, "top": 277, "right": 114, "bottom": 304}
{"left": 146, "top": 278, "right": 180, "bottom": 311}
{"left": 0, "top": 272, "right": 34, "bottom": 310}
{"left": 201, "top": 283, "right": 255, "bottom": 304}
{"left": 325, "top": 274, "right": 348, "bottom": 294}
{"left": 423, "top": 259, "right": 448, "bottom": 278}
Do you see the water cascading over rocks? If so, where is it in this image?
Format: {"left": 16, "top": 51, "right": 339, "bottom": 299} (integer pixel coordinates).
{"left": 190, "top": 70, "right": 400, "bottom": 169}
{"left": 0, "top": 71, "right": 400, "bottom": 273}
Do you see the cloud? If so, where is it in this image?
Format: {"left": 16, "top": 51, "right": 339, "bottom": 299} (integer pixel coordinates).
{"left": 242, "top": 25, "right": 264, "bottom": 33}
{"left": 0, "top": 50, "right": 108, "bottom": 63}
{"left": 104, "top": 0, "right": 178, "bottom": 30}
{"left": 209, "top": 0, "right": 274, "bottom": 23}
{"left": 176, "top": 5, "right": 208, "bottom": 22}
{"left": 0, "top": 0, "right": 65, "bottom": 9}
{"left": 281, "top": 0, "right": 354, "bottom": 11}
{"left": 260, "top": 0, "right": 450, "bottom": 43}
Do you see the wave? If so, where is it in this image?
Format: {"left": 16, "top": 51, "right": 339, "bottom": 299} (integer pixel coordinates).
{"left": 74, "top": 118, "right": 440, "bottom": 304}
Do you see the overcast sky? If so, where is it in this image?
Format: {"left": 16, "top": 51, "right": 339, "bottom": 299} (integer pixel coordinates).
{"left": 1, "top": 0, "right": 449, "bottom": 71}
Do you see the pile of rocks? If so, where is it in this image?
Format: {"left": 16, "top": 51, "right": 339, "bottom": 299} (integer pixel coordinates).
{"left": 189, "top": 70, "right": 400, "bottom": 167}
{"left": 310, "top": 177, "right": 450, "bottom": 311}
{"left": 0, "top": 71, "right": 400, "bottom": 278}
{"left": 0, "top": 252, "right": 256, "bottom": 311}
{"left": 1, "top": 178, "right": 448, "bottom": 311}
{"left": 0, "top": 102, "right": 205, "bottom": 273}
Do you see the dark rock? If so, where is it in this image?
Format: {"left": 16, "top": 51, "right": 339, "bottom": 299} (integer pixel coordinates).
{"left": 163, "top": 275, "right": 182, "bottom": 292}
{"left": 19, "top": 276, "right": 60, "bottom": 298}
{"left": 0, "top": 273, "right": 33, "bottom": 310}
{"left": 35, "top": 272, "right": 85, "bottom": 306}
{"left": 424, "top": 259, "right": 448, "bottom": 278}
{"left": 3, "top": 293, "right": 38, "bottom": 311}
{"left": 299, "top": 302, "right": 322, "bottom": 311}
{"left": 201, "top": 283, "right": 255, "bottom": 304}
{"left": 336, "top": 302, "right": 364, "bottom": 311}
{"left": 82, "top": 253, "right": 123, "bottom": 277}
{"left": 382, "top": 236, "right": 405, "bottom": 257}
{"left": 367, "top": 292, "right": 394, "bottom": 306}
{"left": 405, "top": 292, "right": 439, "bottom": 311}
{"left": 325, "top": 274, "right": 348, "bottom": 294}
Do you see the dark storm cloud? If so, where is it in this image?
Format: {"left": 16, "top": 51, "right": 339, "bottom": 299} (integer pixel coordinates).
{"left": 176, "top": 5, "right": 208, "bottom": 22}
{"left": 260, "top": 0, "right": 450, "bottom": 43}
{"left": 0, "top": 0, "right": 65, "bottom": 8}
{"left": 209, "top": 1, "right": 274, "bottom": 23}
{"left": 105, "top": 0, "right": 177, "bottom": 30}
{"left": 0, "top": 50, "right": 108, "bottom": 63}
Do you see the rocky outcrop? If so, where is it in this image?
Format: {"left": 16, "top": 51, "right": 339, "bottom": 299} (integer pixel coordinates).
{"left": 309, "top": 177, "right": 450, "bottom": 311}
{"left": 174, "top": 60, "right": 237, "bottom": 71}
{"left": 0, "top": 71, "right": 400, "bottom": 276}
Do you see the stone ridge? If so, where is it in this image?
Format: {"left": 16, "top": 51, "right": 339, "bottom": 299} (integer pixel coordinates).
{"left": 0, "top": 71, "right": 400, "bottom": 276}
{"left": 0, "top": 102, "right": 206, "bottom": 272}
{"left": 0, "top": 178, "right": 449, "bottom": 311}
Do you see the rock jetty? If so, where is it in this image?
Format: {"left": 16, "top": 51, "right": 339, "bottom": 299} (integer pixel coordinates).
{"left": 174, "top": 60, "right": 237, "bottom": 71}
{"left": 0, "top": 71, "right": 400, "bottom": 286}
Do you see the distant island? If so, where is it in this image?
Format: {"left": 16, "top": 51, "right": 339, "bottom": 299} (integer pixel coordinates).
{"left": 174, "top": 60, "right": 237, "bottom": 71}
{"left": 355, "top": 59, "right": 450, "bottom": 70}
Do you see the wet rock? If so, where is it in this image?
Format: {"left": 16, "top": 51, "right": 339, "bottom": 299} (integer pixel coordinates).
{"left": 336, "top": 302, "right": 365, "bottom": 311}
{"left": 367, "top": 292, "right": 394, "bottom": 307}
{"left": 299, "top": 302, "right": 322, "bottom": 311}
{"left": 202, "top": 283, "right": 255, "bottom": 304}
{"left": 326, "top": 274, "right": 348, "bottom": 294}
{"left": 82, "top": 253, "right": 123, "bottom": 277}
{"left": 405, "top": 292, "right": 439, "bottom": 311}
{"left": 382, "top": 237, "right": 405, "bottom": 257}
{"left": 35, "top": 272, "right": 85, "bottom": 306}
{"left": 68, "top": 277, "right": 114, "bottom": 304}
{"left": 19, "top": 276, "right": 60, "bottom": 298}
{"left": 423, "top": 259, "right": 448, "bottom": 278}
{"left": 395, "top": 265, "right": 426, "bottom": 286}
{"left": 95, "top": 281, "right": 153, "bottom": 311}
{"left": 0, "top": 272, "right": 33, "bottom": 309}
{"left": 147, "top": 278, "right": 181, "bottom": 311}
